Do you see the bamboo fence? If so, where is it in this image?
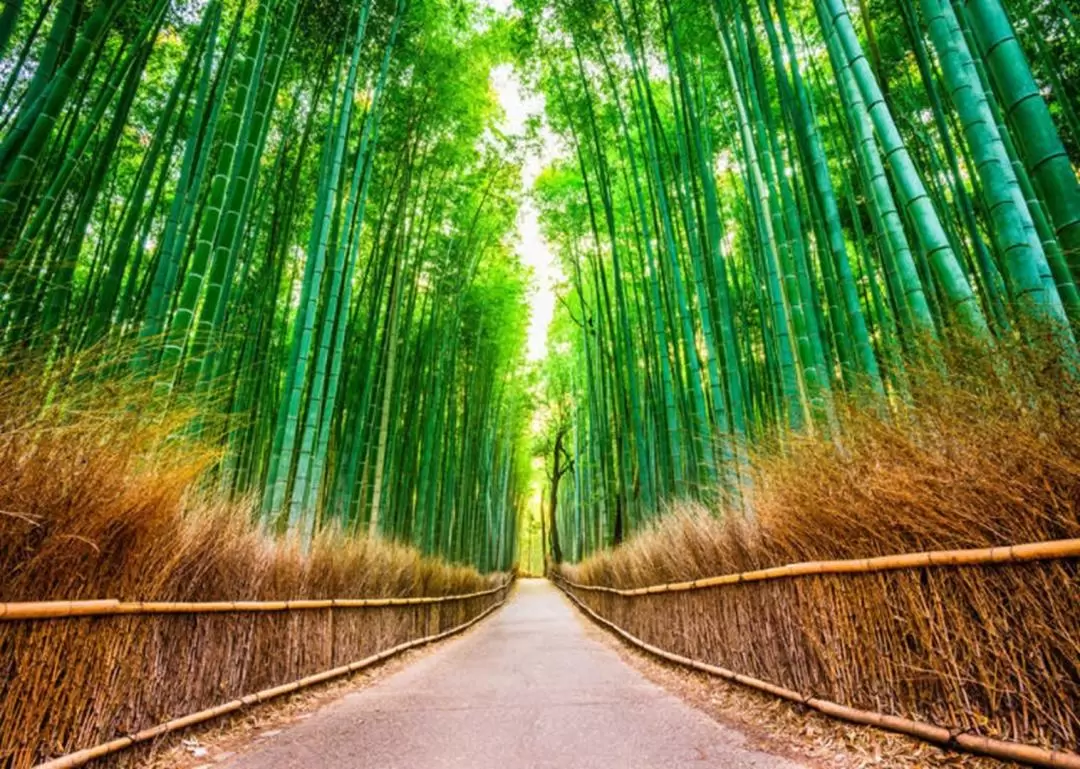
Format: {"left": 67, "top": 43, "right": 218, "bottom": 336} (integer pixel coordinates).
{"left": 1, "top": 578, "right": 513, "bottom": 769}
{"left": 30, "top": 598, "right": 508, "bottom": 769}
{"left": 555, "top": 538, "right": 1080, "bottom": 768}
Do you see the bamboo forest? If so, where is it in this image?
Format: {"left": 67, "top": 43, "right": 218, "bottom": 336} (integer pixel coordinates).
{"left": 2, "top": 0, "right": 1079, "bottom": 766}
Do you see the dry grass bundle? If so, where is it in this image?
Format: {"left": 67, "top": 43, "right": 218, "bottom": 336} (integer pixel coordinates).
{"left": 0, "top": 361, "right": 506, "bottom": 769}
{"left": 560, "top": 343, "right": 1080, "bottom": 753}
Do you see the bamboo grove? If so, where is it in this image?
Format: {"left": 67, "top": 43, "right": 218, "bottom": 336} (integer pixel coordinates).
{"left": 520, "top": 0, "right": 1080, "bottom": 560}
{"left": 0, "top": 0, "right": 533, "bottom": 570}
{"left": 5, "top": 0, "right": 1080, "bottom": 571}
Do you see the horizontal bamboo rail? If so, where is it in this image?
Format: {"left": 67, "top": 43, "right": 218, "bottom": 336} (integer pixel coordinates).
{"left": 31, "top": 584, "right": 512, "bottom": 769}
{"left": 554, "top": 578, "right": 1080, "bottom": 769}
{"left": 0, "top": 580, "right": 511, "bottom": 621}
{"left": 558, "top": 537, "right": 1080, "bottom": 596}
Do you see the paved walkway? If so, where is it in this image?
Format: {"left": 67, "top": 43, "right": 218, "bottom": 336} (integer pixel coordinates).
{"left": 223, "top": 579, "right": 806, "bottom": 769}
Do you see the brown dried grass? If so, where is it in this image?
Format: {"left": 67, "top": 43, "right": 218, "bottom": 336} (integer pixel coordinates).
{"left": 0, "top": 360, "right": 505, "bottom": 769}
{"left": 560, "top": 342, "right": 1080, "bottom": 754}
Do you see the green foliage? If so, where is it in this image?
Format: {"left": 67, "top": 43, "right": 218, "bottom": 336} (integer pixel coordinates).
{"left": 0, "top": 0, "right": 532, "bottom": 571}
{"left": 519, "top": 0, "right": 1080, "bottom": 561}
{"left": 3, "top": 0, "right": 1080, "bottom": 572}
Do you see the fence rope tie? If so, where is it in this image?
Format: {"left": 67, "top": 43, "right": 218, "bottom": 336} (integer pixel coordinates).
{"left": 946, "top": 726, "right": 975, "bottom": 750}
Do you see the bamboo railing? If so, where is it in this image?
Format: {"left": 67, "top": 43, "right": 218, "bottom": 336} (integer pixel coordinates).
{"left": 554, "top": 538, "right": 1080, "bottom": 769}
{"left": 556, "top": 537, "right": 1080, "bottom": 595}
{"left": 0, "top": 581, "right": 508, "bottom": 620}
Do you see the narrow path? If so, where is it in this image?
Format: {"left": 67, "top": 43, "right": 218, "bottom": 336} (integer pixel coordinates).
{"left": 222, "top": 579, "right": 808, "bottom": 768}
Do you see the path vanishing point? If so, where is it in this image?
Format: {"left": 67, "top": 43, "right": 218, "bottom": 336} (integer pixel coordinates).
{"left": 222, "top": 579, "right": 807, "bottom": 769}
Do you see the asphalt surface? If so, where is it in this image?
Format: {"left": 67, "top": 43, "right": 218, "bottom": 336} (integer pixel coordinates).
{"left": 222, "top": 579, "right": 807, "bottom": 769}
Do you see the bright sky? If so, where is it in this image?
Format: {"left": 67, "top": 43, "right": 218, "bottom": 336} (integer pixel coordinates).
{"left": 483, "top": 0, "right": 566, "bottom": 550}
{"left": 489, "top": 59, "right": 563, "bottom": 362}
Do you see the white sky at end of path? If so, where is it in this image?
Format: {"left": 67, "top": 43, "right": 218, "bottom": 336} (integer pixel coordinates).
{"left": 489, "top": 59, "right": 563, "bottom": 363}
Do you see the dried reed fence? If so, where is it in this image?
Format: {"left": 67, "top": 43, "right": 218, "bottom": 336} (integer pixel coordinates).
{"left": 0, "top": 367, "right": 514, "bottom": 769}
{"left": 555, "top": 540, "right": 1079, "bottom": 768}
{"left": 0, "top": 579, "right": 512, "bottom": 769}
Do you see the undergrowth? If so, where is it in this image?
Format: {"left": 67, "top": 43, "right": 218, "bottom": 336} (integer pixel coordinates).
{"left": 563, "top": 337, "right": 1080, "bottom": 586}
{"left": 0, "top": 355, "right": 496, "bottom": 603}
